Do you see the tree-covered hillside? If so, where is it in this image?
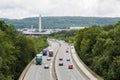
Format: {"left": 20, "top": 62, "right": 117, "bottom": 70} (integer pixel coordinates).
{"left": 0, "top": 20, "right": 48, "bottom": 80}
{"left": 1, "top": 16, "right": 120, "bottom": 29}
{"left": 74, "top": 21, "right": 120, "bottom": 80}
{"left": 49, "top": 30, "right": 77, "bottom": 43}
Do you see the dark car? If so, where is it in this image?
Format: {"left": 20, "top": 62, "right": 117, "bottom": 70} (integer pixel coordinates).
{"left": 66, "top": 50, "right": 68, "bottom": 53}
{"left": 59, "top": 61, "right": 63, "bottom": 66}
{"left": 66, "top": 58, "right": 70, "bottom": 61}
{"left": 59, "top": 58, "right": 63, "bottom": 61}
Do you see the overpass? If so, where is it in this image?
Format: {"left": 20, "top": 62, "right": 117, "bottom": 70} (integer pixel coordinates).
{"left": 22, "top": 30, "right": 51, "bottom": 36}
{"left": 22, "top": 29, "right": 70, "bottom": 36}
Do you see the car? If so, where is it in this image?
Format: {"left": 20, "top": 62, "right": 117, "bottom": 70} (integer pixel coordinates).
{"left": 66, "top": 50, "right": 68, "bottom": 53}
{"left": 44, "top": 63, "right": 49, "bottom": 69}
{"left": 68, "top": 65, "right": 73, "bottom": 69}
{"left": 59, "top": 61, "right": 63, "bottom": 66}
{"left": 47, "top": 57, "right": 51, "bottom": 61}
{"left": 59, "top": 58, "right": 63, "bottom": 61}
{"left": 71, "top": 46, "right": 73, "bottom": 49}
{"left": 66, "top": 58, "right": 70, "bottom": 61}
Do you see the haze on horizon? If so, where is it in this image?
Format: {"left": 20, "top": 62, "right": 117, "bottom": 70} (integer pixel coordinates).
{"left": 0, "top": 0, "right": 120, "bottom": 19}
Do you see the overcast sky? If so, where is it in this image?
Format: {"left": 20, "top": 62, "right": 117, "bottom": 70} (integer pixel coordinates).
{"left": 0, "top": 0, "right": 120, "bottom": 19}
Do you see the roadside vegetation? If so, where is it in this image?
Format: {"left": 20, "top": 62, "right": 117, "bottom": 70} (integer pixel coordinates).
{"left": 74, "top": 21, "right": 120, "bottom": 80}
{"left": 0, "top": 21, "right": 48, "bottom": 80}
{"left": 49, "top": 30, "right": 77, "bottom": 43}
{"left": 34, "top": 36, "right": 48, "bottom": 53}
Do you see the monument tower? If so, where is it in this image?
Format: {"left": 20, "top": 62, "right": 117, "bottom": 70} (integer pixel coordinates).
{"left": 39, "top": 14, "right": 42, "bottom": 32}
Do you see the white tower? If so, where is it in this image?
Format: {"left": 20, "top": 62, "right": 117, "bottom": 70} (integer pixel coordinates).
{"left": 39, "top": 14, "right": 42, "bottom": 32}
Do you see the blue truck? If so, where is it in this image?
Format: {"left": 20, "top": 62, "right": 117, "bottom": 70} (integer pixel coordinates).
{"left": 42, "top": 49, "right": 47, "bottom": 56}
{"left": 36, "top": 54, "right": 42, "bottom": 65}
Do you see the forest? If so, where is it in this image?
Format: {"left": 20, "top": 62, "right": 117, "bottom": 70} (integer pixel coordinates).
{"left": 1, "top": 16, "right": 120, "bottom": 29}
{"left": 49, "top": 30, "right": 77, "bottom": 43}
{"left": 0, "top": 20, "right": 48, "bottom": 80}
{"left": 74, "top": 22, "right": 120, "bottom": 80}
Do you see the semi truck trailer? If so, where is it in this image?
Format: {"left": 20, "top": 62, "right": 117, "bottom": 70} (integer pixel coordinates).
{"left": 49, "top": 49, "right": 54, "bottom": 57}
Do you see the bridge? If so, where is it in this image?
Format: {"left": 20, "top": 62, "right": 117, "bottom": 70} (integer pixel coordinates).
{"left": 22, "top": 30, "right": 51, "bottom": 36}
{"left": 22, "top": 29, "right": 71, "bottom": 36}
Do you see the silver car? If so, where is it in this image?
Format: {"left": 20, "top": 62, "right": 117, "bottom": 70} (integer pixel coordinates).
{"left": 47, "top": 57, "right": 51, "bottom": 61}
{"left": 44, "top": 63, "right": 49, "bottom": 69}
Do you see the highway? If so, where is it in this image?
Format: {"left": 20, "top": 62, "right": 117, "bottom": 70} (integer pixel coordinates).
{"left": 23, "top": 40, "right": 59, "bottom": 80}
{"left": 55, "top": 41, "right": 89, "bottom": 80}
{"left": 20, "top": 39, "right": 101, "bottom": 80}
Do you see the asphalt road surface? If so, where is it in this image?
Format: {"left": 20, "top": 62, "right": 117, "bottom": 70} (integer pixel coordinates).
{"left": 55, "top": 41, "right": 88, "bottom": 80}
{"left": 23, "top": 40, "right": 59, "bottom": 80}
{"left": 23, "top": 39, "right": 91, "bottom": 80}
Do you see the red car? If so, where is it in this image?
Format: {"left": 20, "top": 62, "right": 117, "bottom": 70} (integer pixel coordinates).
{"left": 68, "top": 65, "right": 73, "bottom": 69}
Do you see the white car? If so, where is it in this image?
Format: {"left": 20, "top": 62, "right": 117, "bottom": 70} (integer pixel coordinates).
{"left": 44, "top": 63, "right": 49, "bottom": 69}
{"left": 47, "top": 57, "right": 51, "bottom": 61}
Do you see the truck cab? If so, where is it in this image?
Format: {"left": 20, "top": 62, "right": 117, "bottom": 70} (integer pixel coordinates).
{"left": 36, "top": 54, "right": 42, "bottom": 65}
{"left": 42, "top": 49, "right": 47, "bottom": 56}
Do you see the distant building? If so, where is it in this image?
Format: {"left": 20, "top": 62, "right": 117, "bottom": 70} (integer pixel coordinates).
{"left": 70, "top": 27, "right": 85, "bottom": 30}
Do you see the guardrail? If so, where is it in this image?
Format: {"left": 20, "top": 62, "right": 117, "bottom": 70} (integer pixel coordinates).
{"left": 70, "top": 45, "right": 104, "bottom": 80}
{"left": 69, "top": 46, "right": 90, "bottom": 80}
{"left": 19, "top": 57, "right": 35, "bottom": 80}
{"left": 51, "top": 40, "right": 61, "bottom": 80}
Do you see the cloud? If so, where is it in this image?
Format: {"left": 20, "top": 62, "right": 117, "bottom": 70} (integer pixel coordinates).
{"left": 0, "top": 0, "right": 120, "bottom": 19}
{"left": 96, "top": 0, "right": 120, "bottom": 16}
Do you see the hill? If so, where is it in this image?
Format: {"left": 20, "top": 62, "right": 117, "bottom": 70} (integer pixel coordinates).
{"left": 1, "top": 16, "right": 120, "bottom": 29}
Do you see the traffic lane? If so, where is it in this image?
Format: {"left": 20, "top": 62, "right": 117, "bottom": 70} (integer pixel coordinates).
{"left": 67, "top": 44, "right": 87, "bottom": 80}
{"left": 40, "top": 41, "right": 60, "bottom": 80}
{"left": 56, "top": 42, "right": 84, "bottom": 80}
{"left": 23, "top": 40, "right": 59, "bottom": 80}
{"left": 41, "top": 56, "right": 51, "bottom": 80}
{"left": 68, "top": 45, "right": 88, "bottom": 80}
{"left": 56, "top": 44, "right": 72, "bottom": 80}
{"left": 56, "top": 43, "right": 71, "bottom": 80}
{"left": 23, "top": 64, "right": 42, "bottom": 80}
{"left": 23, "top": 56, "right": 50, "bottom": 80}
{"left": 41, "top": 41, "right": 60, "bottom": 80}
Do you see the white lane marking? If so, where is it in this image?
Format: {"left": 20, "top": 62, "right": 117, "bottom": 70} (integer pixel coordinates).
{"left": 50, "top": 41, "right": 60, "bottom": 80}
